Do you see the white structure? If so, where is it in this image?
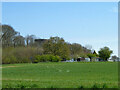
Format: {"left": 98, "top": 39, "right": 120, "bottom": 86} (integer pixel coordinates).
{"left": 85, "top": 58, "right": 90, "bottom": 62}
{"left": 108, "top": 59, "right": 114, "bottom": 62}
{"left": 66, "top": 59, "right": 74, "bottom": 62}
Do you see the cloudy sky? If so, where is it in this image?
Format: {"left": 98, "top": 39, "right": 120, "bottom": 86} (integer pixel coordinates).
{"left": 2, "top": 2, "right": 118, "bottom": 56}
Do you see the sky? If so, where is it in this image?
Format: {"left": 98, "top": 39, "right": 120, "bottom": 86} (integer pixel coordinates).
{"left": 2, "top": 2, "right": 118, "bottom": 56}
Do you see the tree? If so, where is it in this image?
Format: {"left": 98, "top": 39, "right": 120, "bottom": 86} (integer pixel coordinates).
{"left": 69, "top": 43, "right": 83, "bottom": 59}
{"left": 43, "top": 36, "right": 70, "bottom": 59}
{"left": 87, "top": 53, "right": 96, "bottom": 61}
{"left": 98, "top": 47, "right": 113, "bottom": 61}
{"left": 82, "top": 47, "right": 91, "bottom": 53}
{"left": 25, "top": 35, "right": 36, "bottom": 47}
{"left": 13, "top": 35, "right": 25, "bottom": 47}
{"left": 85, "top": 44, "right": 92, "bottom": 51}
{"left": 111, "top": 55, "right": 118, "bottom": 62}
{"left": 1, "top": 25, "right": 18, "bottom": 47}
{"left": 67, "top": 43, "right": 91, "bottom": 60}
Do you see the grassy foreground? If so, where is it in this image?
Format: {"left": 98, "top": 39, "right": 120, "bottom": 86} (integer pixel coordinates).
{"left": 2, "top": 62, "right": 118, "bottom": 88}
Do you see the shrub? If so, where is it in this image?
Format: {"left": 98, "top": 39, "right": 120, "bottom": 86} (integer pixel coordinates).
{"left": 2, "top": 47, "right": 43, "bottom": 64}
{"left": 3, "top": 56, "right": 17, "bottom": 64}
{"left": 44, "top": 55, "right": 50, "bottom": 62}
{"left": 10, "top": 56, "right": 17, "bottom": 64}
{"left": 52, "top": 56, "right": 61, "bottom": 62}
{"left": 33, "top": 60, "right": 39, "bottom": 63}
{"left": 35, "top": 55, "right": 41, "bottom": 62}
{"left": 2, "top": 47, "right": 62, "bottom": 64}
{"left": 3, "top": 57, "right": 11, "bottom": 64}
{"left": 35, "top": 55, "right": 47, "bottom": 62}
{"left": 34, "top": 55, "right": 61, "bottom": 62}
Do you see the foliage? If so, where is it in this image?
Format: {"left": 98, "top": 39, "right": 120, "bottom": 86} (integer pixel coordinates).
{"left": 34, "top": 55, "right": 61, "bottom": 62}
{"left": 13, "top": 35, "right": 25, "bottom": 47}
{"left": 2, "top": 24, "right": 115, "bottom": 63}
{"left": 68, "top": 43, "right": 91, "bottom": 60}
{"left": 33, "top": 60, "right": 39, "bottom": 63}
{"left": 2, "top": 25, "right": 18, "bottom": 47}
{"left": 111, "top": 55, "right": 119, "bottom": 61}
{"left": 87, "top": 53, "right": 96, "bottom": 58}
{"left": 2, "top": 56, "right": 17, "bottom": 64}
{"left": 98, "top": 47, "right": 113, "bottom": 61}
{"left": 79, "top": 53, "right": 88, "bottom": 58}
{"left": 2, "top": 47, "right": 43, "bottom": 64}
{"left": 43, "top": 37, "right": 70, "bottom": 59}
{"left": 1, "top": 25, "right": 36, "bottom": 48}
{"left": 87, "top": 53, "right": 96, "bottom": 61}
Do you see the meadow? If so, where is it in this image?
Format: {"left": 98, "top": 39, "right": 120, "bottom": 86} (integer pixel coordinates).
{"left": 2, "top": 62, "right": 118, "bottom": 88}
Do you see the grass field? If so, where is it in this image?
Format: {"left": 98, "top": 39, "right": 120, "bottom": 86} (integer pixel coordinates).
{"left": 2, "top": 62, "right": 118, "bottom": 88}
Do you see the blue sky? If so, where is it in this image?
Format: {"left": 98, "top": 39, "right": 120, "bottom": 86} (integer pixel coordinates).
{"left": 2, "top": 2, "right": 118, "bottom": 56}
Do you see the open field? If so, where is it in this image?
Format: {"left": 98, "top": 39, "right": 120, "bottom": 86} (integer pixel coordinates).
{"left": 2, "top": 62, "right": 118, "bottom": 88}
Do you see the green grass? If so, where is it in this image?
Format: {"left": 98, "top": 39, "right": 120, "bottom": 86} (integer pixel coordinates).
{"left": 2, "top": 62, "right": 118, "bottom": 88}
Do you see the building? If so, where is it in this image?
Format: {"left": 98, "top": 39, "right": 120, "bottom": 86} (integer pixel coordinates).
{"left": 77, "top": 57, "right": 85, "bottom": 61}
{"left": 34, "top": 39, "right": 47, "bottom": 46}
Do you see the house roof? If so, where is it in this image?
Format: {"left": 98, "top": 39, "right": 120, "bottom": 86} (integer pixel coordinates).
{"left": 91, "top": 50, "right": 98, "bottom": 55}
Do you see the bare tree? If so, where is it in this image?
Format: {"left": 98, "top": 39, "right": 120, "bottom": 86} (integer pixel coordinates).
{"left": 25, "top": 35, "right": 36, "bottom": 47}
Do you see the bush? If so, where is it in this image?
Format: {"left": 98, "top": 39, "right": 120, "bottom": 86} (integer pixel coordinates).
{"left": 3, "top": 55, "right": 17, "bottom": 64}
{"left": 2, "top": 47, "right": 43, "bottom": 64}
{"left": 52, "top": 56, "right": 61, "bottom": 62}
{"left": 33, "top": 60, "right": 39, "bottom": 63}
{"left": 2, "top": 47, "right": 62, "bottom": 64}
{"left": 34, "top": 55, "right": 47, "bottom": 62}
{"left": 34, "top": 55, "right": 61, "bottom": 62}
{"left": 10, "top": 56, "right": 17, "bottom": 64}
{"left": 35, "top": 55, "right": 41, "bottom": 62}
{"left": 3, "top": 57, "right": 11, "bottom": 64}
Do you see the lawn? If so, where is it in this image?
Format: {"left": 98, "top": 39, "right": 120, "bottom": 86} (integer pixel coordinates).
{"left": 2, "top": 62, "right": 118, "bottom": 88}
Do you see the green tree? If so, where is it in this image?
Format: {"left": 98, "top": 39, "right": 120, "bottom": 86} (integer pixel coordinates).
{"left": 87, "top": 53, "right": 96, "bottom": 61}
{"left": 43, "top": 36, "right": 70, "bottom": 59}
{"left": 69, "top": 43, "right": 83, "bottom": 59}
{"left": 98, "top": 47, "right": 113, "bottom": 61}
{"left": 111, "top": 55, "right": 118, "bottom": 62}
{"left": 68, "top": 43, "right": 91, "bottom": 60}
{"left": 13, "top": 35, "right": 25, "bottom": 47}
{"left": 1, "top": 25, "right": 18, "bottom": 47}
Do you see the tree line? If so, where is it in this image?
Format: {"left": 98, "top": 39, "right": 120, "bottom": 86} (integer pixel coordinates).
{"left": 1, "top": 24, "right": 115, "bottom": 64}
{"left": 1, "top": 25, "right": 37, "bottom": 47}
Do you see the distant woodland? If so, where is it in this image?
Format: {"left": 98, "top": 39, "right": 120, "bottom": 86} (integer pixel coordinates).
{"left": 1, "top": 24, "right": 114, "bottom": 64}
